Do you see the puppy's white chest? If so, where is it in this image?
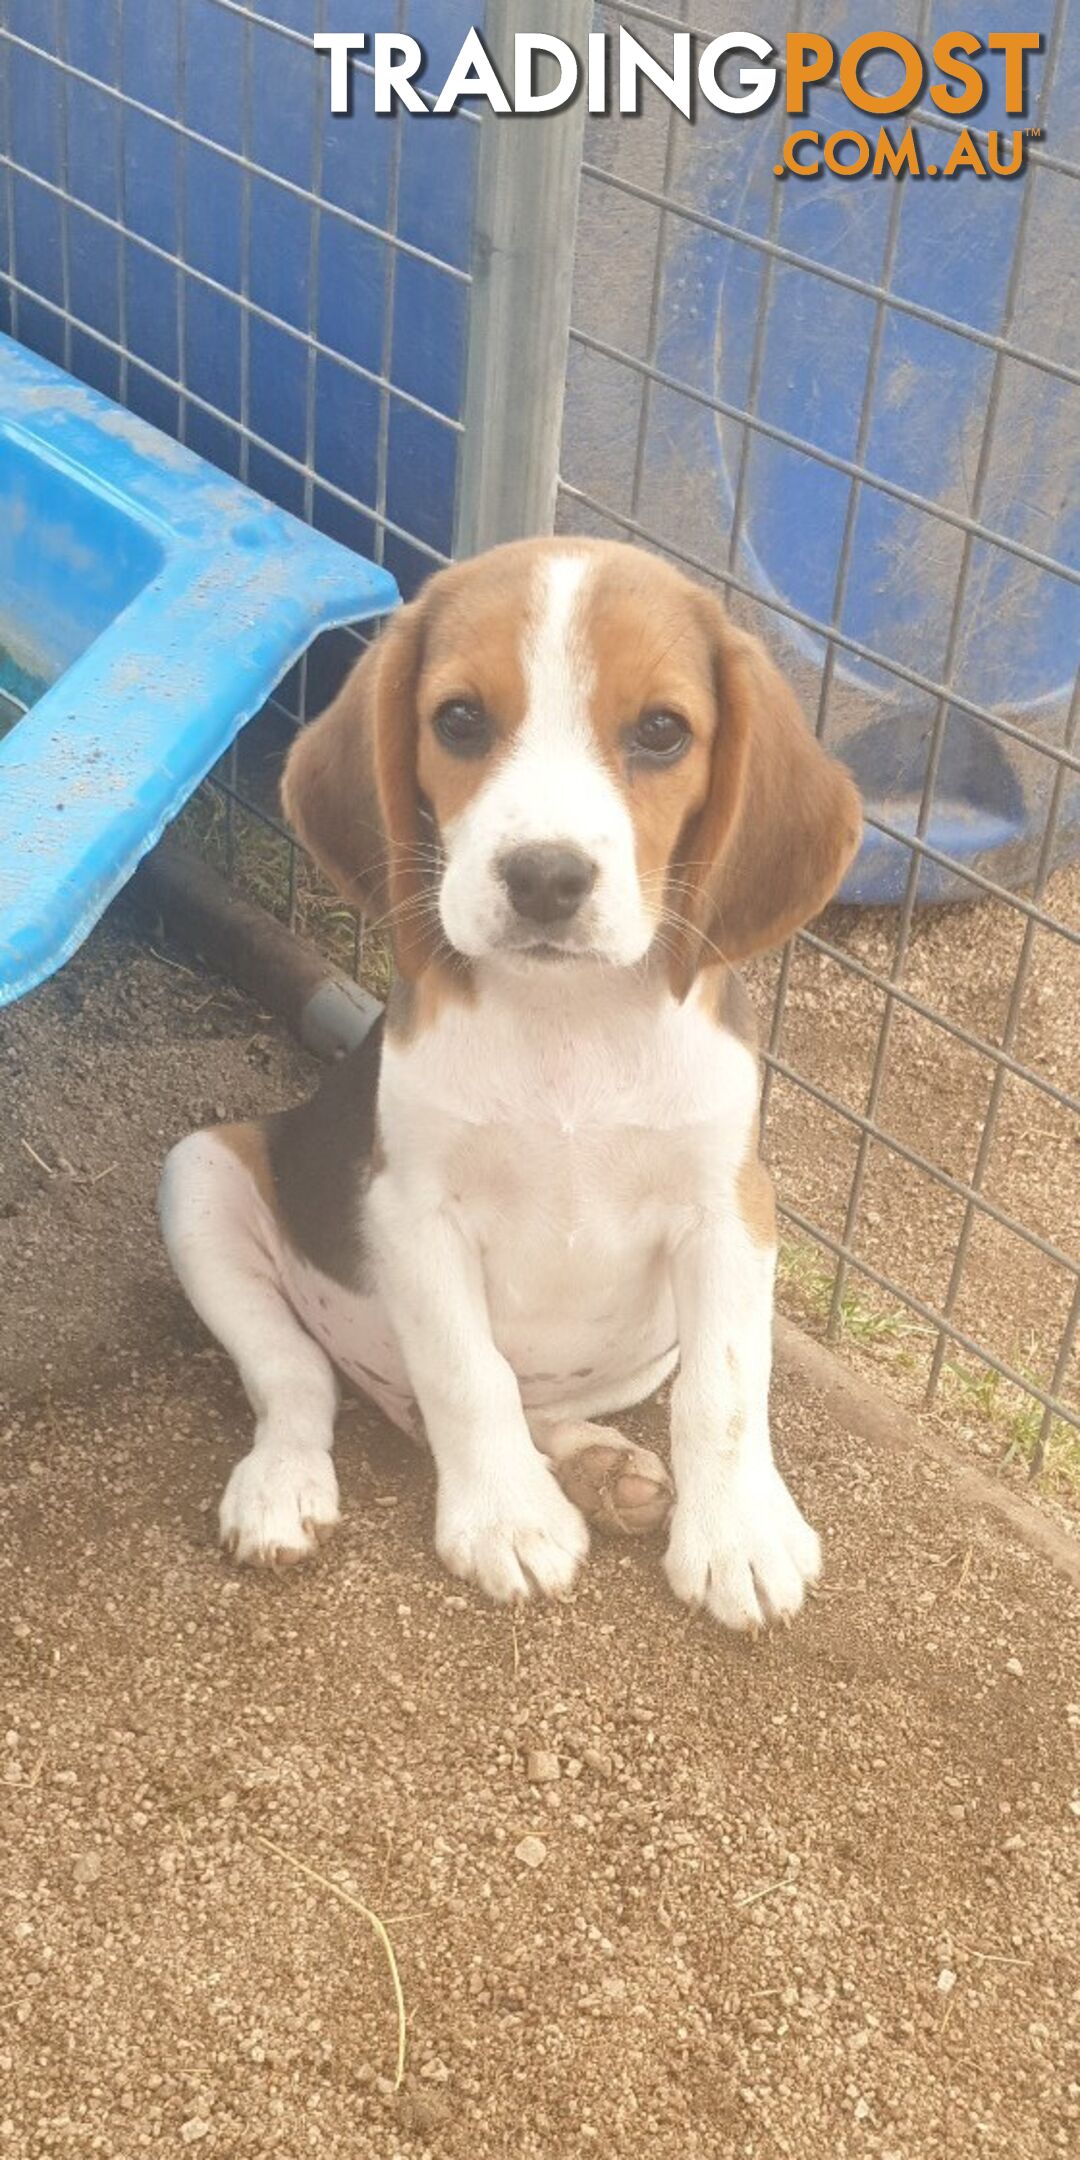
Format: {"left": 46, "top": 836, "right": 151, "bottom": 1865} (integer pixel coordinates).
{"left": 453, "top": 1114, "right": 668, "bottom": 1275}
{"left": 377, "top": 982, "right": 760, "bottom": 1399}
{"left": 439, "top": 1114, "right": 676, "bottom": 1397}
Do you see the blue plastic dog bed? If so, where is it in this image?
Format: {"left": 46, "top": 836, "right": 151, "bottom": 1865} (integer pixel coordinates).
{"left": 0, "top": 334, "right": 398, "bottom": 1005}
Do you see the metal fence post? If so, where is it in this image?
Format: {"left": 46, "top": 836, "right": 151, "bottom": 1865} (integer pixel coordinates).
{"left": 454, "top": 1, "right": 591, "bottom": 556}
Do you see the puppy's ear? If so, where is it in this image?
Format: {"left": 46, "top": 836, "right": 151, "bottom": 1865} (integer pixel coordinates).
{"left": 669, "top": 600, "right": 862, "bottom": 992}
{"left": 281, "top": 600, "right": 433, "bottom": 978}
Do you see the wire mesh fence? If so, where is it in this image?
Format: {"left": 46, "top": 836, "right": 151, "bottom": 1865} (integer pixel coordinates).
{"left": 1, "top": 0, "right": 1077, "bottom": 1471}
{"left": 559, "top": 0, "right": 1079, "bottom": 1470}
{"left": 0, "top": 0, "right": 481, "bottom": 977}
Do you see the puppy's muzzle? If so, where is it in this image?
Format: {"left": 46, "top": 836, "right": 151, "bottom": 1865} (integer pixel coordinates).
{"left": 497, "top": 843, "right": 598, "bottom": 927}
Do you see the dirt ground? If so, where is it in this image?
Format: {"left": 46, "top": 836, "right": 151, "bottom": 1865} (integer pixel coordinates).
{"left": 2, "top": 914, "right": 1079, "bottom": 2160}
{"left": 744, "top": 864, "right": 1080, "bottom": 1473}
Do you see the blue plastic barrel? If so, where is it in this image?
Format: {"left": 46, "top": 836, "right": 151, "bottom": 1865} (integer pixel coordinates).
{"left": 645, "top": 4, "right": 1078, "bottom": 901}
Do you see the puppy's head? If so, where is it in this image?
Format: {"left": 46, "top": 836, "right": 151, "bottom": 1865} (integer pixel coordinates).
{"left": 282, "top": 539, "right": 861, "bottom": 992}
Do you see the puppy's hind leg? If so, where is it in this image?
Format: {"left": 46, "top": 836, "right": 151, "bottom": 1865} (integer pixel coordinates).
{"left": 528, "top": 1417, "right": 674, "bottom": 1537}
{"left": 160, "top": 1128, "right": 340, "bottom": 1567}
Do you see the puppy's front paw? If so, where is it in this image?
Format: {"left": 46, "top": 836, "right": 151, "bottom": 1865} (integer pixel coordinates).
{"left": 436, "top": 1462, "right": 588, "bottom": 1603}
{"left": 665, "top": 1461, "right": 821, "bottom": 1632}
{"left": 219, "top": 1445, "right": 340, "bottom": 1568}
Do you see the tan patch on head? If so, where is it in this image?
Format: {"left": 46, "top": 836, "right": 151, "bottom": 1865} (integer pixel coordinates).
{"left": 573, "top": 552, "right": 719, "bottom": 910}
{"left": 412, "top": 549, "right": 537, "bottom": 830}
{"left": 283, "top": 540, "right": 585, "bottom": 985}
{"left": 216, "top": 1121, "right": 276, "bottom": 1214}
{"left": 566, "top": 547, "right": 861, "bottom": 990}
{"left": 413, "top": 538, "right": 718, "bottom": 887}
{"left": 284, "top": 537, "right": 860, "bottom": 1001}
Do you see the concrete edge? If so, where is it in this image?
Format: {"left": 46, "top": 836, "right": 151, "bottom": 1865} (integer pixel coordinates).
{"left": 775, "top": 1318, "right": 1080, "bottom": 1590}
{"left": 132, "top": 838, "right": 1079, "bottom": 1592}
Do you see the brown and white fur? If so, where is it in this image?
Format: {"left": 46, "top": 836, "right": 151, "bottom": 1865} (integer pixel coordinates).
{"left": 160, "top": 539, "right": 860, "bottom": 1631}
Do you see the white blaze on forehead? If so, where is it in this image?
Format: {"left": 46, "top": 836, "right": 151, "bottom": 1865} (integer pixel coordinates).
{"left": 434, "top": 545, "right": 654, "bottom": 965}
{"left": 519, "top": 552, "right": 595, "bottom": 755}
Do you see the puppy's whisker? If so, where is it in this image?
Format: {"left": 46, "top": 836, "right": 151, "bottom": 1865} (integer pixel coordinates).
{"left": 657, "top": 907, "right": 730, "bottom": 968}
{"left": 361, "top": 893, "right": 445, "bottom": 942}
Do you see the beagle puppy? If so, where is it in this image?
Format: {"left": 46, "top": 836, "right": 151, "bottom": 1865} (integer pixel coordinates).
{"left": 161, "top": 539, "right": 860, "bottom": 1631}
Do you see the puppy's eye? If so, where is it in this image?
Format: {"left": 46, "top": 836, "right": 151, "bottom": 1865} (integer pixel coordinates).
{"left": 630, "top": 709, "right": 691, "bottom": 763}
{"left": 432, "top": 699, "right": 491, "bottom": 757}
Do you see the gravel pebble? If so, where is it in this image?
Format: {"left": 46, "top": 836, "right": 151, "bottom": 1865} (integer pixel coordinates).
{"left": 526, "top": 1749, "right": 560, "bottom": 1785}
{"left": 514, "top": 1835, "right": 548, "bottom": 1870}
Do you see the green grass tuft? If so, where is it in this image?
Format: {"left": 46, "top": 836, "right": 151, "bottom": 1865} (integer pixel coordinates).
{"left": 777, "top": 1236, "right": 1079, "bottom": 1493}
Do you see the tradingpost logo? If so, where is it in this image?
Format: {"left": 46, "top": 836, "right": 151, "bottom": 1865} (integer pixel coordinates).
{"left": 313, "top": 26, "right": 1044, "bottom": 181}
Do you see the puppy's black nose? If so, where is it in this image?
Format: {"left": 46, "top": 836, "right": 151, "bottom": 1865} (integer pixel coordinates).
{"left": 498, "top": 842, "right": 598, "bottom": 925}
